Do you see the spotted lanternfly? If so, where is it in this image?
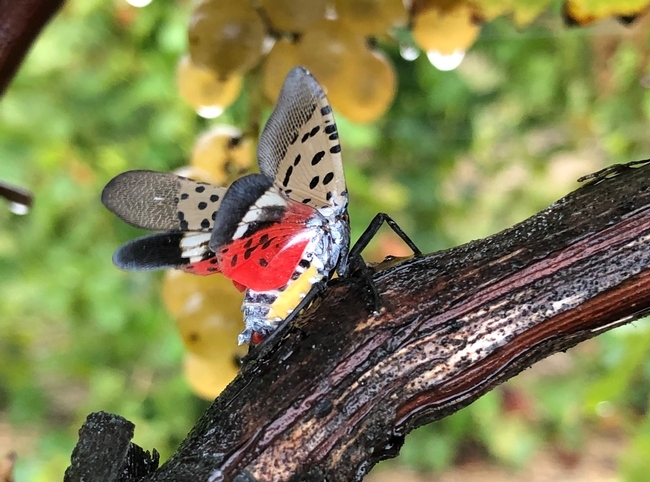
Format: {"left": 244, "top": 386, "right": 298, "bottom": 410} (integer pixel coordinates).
{"left": 102, "top": 67, "right": 420, "bottom": 345}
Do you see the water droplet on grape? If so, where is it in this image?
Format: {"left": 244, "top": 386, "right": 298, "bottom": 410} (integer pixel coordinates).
{"left": 197, "top": 106, "right": 224, "bottom": 119}
{"left": 125, "top": 0, "right": 152, "bottom": 7}
{"left": 427, "top": 50, "right": 465, "bottom": 71}
{"left": 399, "top": 45, "right": 419, "bottom": 61}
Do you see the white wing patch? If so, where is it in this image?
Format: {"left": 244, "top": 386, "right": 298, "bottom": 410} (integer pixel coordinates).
{"left": 232, "top": 186, "right": 288, "bottom": 240}
{"left": 179, "top": 232, "right": 212, "bottom": 262}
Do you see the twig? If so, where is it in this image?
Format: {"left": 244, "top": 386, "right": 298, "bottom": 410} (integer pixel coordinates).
{"left": 68, "top": 161, "right": 650, "bottom": 481}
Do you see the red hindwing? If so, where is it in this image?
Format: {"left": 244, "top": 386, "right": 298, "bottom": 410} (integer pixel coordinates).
{"left": 216, "top": 200, "right": 317, "bottom": 292}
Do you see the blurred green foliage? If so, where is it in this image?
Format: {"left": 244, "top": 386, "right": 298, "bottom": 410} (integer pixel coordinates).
{"left": 3, "top": 0, "right": 650, "bottom": 480}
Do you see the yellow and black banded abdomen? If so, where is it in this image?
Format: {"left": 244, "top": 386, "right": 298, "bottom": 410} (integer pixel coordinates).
{"left": 266, "top": 263, "right": 320, "bottom": 321}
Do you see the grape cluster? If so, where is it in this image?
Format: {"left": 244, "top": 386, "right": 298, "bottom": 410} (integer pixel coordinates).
{"left": 180, "top": 0, "right": 412, "bottom": 124}
{"left": 177, "top": 0, "right": 640, "bottom": 125}
{"left": 164, "top": 269, "right": 247, "bottom": 399}
{"left": 162, "top": 130, "right": 253, "bottom": 399}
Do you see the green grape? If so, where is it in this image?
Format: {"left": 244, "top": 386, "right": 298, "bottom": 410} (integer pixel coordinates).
{"left": 191, "top": 126, "right": 253, "bottom": 186}
{"left": 260, "top": 0, "right": 327, "bottom": 32}
{"left": 335, "top": 0, "right": 407, "bottom": 35}
{"left": 297, "top": 19, "right": 366, "bottom": 89}
{"left": 162, "top": 270, "right": 245, "bottom": 361}
{"left": 184, "top": 352, "right": 242, "bottom": 400}
{"left": 412, "top": 2, "right": 481, "bottom": 55}
{"left": 176, "top": 55, "right": 242, "bottom": 112}
{"left": 263, "top": 38, "right": 300, "bottom": 103}
{"left": 188, "top": 0, "right": 265, "bottom": 79}
{"left": 327, "top": 47, "right": 397, "bottom": 124}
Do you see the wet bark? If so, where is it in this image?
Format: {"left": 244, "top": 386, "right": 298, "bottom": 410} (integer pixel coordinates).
{"left": 66, "top": 162, "right": 650, "bottom": 481}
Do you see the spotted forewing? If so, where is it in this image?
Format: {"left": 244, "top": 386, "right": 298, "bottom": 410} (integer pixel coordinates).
{"left": 102, "top": 170, "right": 226, "bottom": 272}
{"left": 257, "top": 67, "right": 347, "bottom": 212}
{"left": 102, "top": 170, "right": 226, "bottom": 232}
{"left": 206, "top": 67, "right": 348, "bottom": 290}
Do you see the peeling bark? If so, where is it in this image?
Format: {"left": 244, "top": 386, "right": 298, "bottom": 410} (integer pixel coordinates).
{"left": 65, "top": 161, "right": 650, "bottom": 481}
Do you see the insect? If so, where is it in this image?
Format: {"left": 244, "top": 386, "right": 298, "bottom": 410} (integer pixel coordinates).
{"left": 102, "top": 67, "right": 420, "bottom": 345}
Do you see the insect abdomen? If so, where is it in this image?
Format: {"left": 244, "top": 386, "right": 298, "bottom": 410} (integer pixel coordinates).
{"left": 240, "top": 262, "right": 322, "bottom": 344}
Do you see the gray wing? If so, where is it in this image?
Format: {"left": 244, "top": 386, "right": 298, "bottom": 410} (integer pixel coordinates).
{"left": 101, "top": 170, "right": 226, "bottom": 232}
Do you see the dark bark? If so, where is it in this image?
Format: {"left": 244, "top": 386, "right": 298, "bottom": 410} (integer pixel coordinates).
{"left": 0, "top": 0, "right": 65, "bottom": 96}
{"left": 0, "top": 180, "right": 33, "bottom": 208}
{"left": 0, "top": 0, "right": 64, "bottom": 205}
{"left": 64, "top": 412, "right": 159, "bottom": 482}
{"left": 65, "top": 161, "right": 650, "bottom": 480}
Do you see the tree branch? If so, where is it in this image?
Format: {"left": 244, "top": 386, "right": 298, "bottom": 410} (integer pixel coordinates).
{"left": 66, "top": 161, "right": 650, "bottom": 480}
{"left": 0, "top": 0, "right": 65, "bottom": 96}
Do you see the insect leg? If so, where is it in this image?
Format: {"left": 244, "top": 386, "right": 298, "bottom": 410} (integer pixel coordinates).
{"left": 346, "top": 213, "right": 421, "bottom": 313}
{"left": 348, "top": 212, "right": 421, "bottom": 262}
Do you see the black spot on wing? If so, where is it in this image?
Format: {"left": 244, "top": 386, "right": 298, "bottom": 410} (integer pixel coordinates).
{"left": 210, "top": 194, "right": 219, "bottom": 202}
{"left": 283, "top": 166, "right": 293, "bottom": 187}
{"left": 195, "top": 186, "right": 205, "bottom": 193}
{"left": 258, "top": 258, "right": 269, "bottom": 267}
{"left": 198, "top": 202, "right": 207, "bottom": 210}
{"left": 294, "top": 154, "right": 301, "bottom": 166}
{"left": 323, "top": 172, "right": 334, "bottom": 185}
{"left": 309, "top": 176, "right": 319, "bottom": 189}
{"left": 330, "top": 144, "right": 341, "bottom": 154}
{"left": 311, "top": 151, "right": 325, "bottom": 165}
{"left": 201, "top": 219, "right": 210, "bottom": 229}
{"left": 321, "top": 105, "right": 331, "bottom": 115}
{"left": 324, "top": 124, "right": 338, "bottom": 140}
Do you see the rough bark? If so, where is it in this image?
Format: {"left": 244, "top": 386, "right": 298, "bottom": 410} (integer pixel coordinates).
{"left": 64, "top": 412, "right": 159, "bottom": 482}
{"left": 64, "top": 161, "right": 650, "bottom": 481}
